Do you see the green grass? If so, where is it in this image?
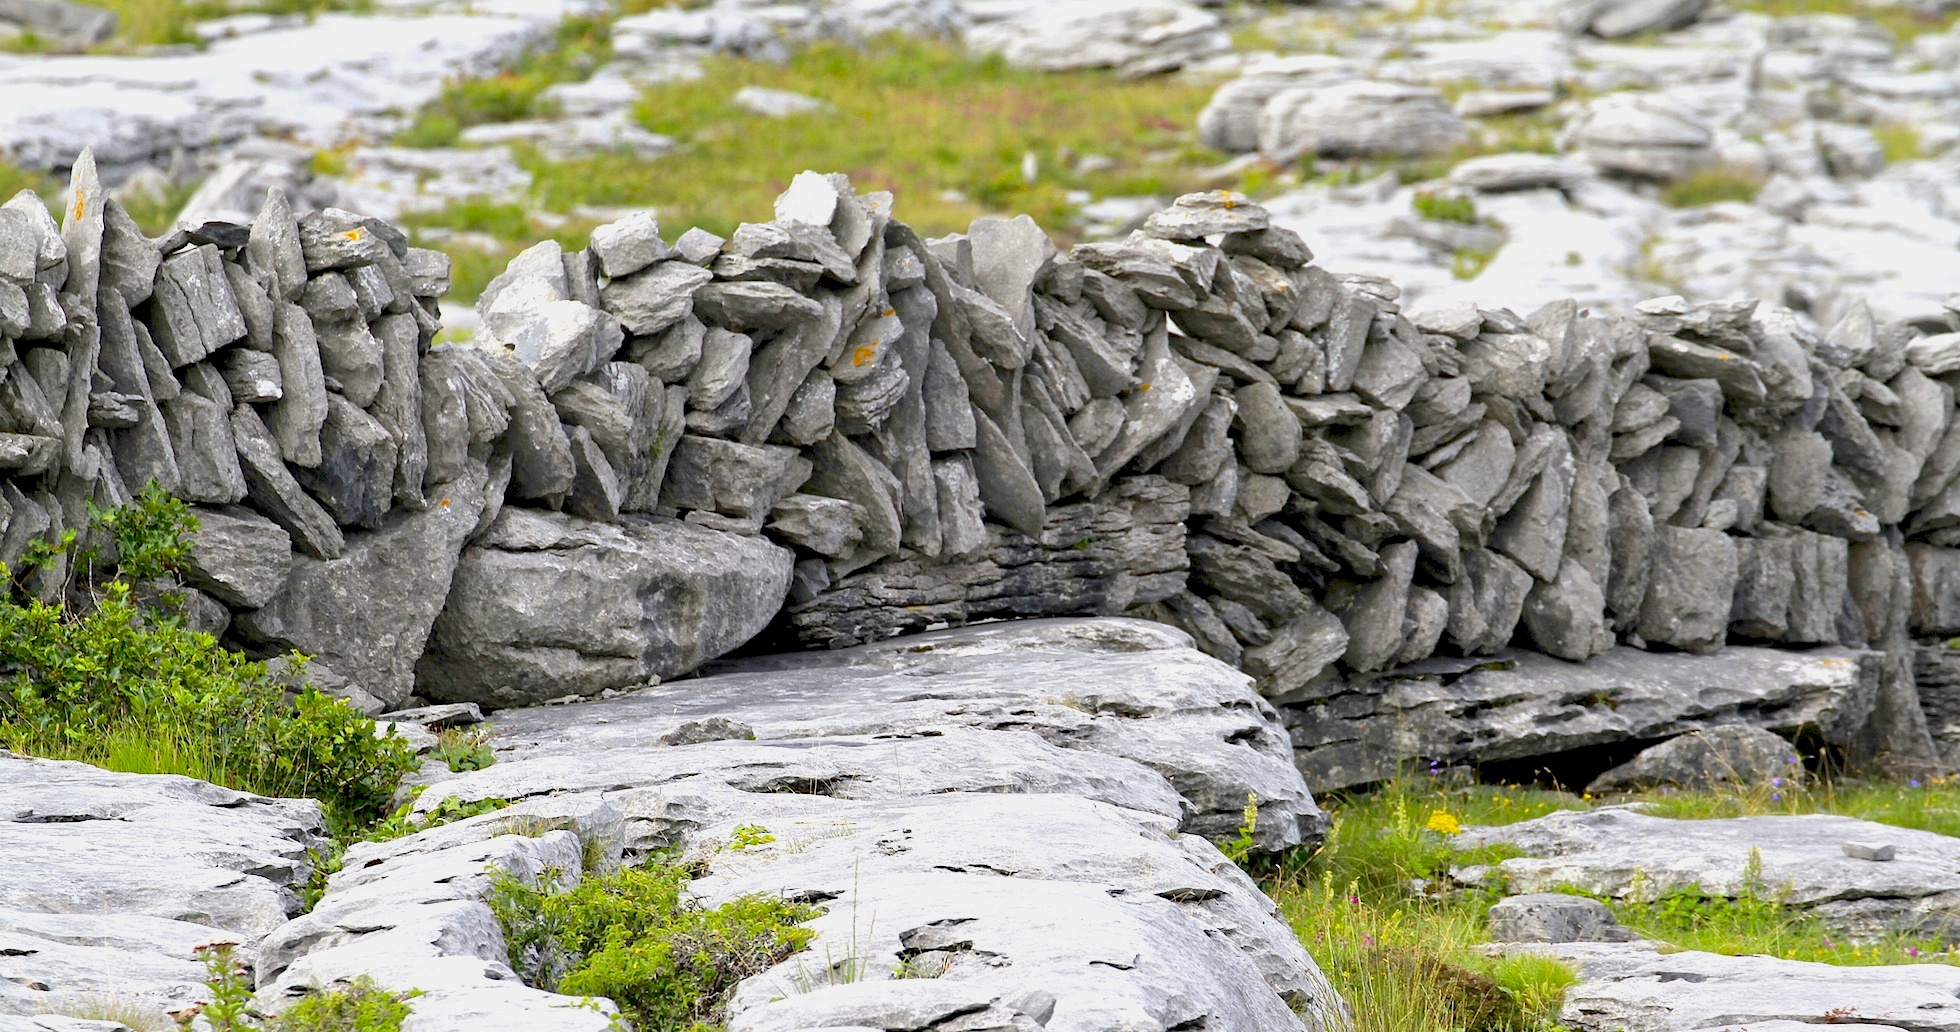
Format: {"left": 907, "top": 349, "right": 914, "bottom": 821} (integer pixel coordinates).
{"left": 1661, "top": 166, "right": 1765, "bottom": 207}
{"left": 528, "top": 35, "right": 1220, "bottom": 239}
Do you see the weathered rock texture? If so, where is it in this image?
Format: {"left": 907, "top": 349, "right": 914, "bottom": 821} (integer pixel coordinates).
{"left": 6, "top": 150, "right": 1960, "bottom": 786}
{"left": 0, "top": 754, "right": 326, "bottom": 1017}
{"left": 257, "top": 618, "right": 1342, "bottom": 1032}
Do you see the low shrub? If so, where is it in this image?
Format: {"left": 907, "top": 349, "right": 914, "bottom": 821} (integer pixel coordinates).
{"left": 0, "top": 483, "right": 418, "bottom": 829}
{"left": 490, "top": 858, "right": 818, "bottom": 1031}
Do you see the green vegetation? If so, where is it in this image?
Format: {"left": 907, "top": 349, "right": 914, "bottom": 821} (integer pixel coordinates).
{"left": 0, "top": 483, "right": 418, "bottom": 831}
{"left": 491, "top": 856, "right": 818, "bottom": 1031}
{"left": 533, "top": 36, "right": 1219, "bottom": 238}
{"left": 434, "top": 726, "right": 497, "bottom": 772}
{"left": 1453, "top": 247, "right": 1499, "bottom": 280}
{"left": 1874, "top": 122, "right": 1926, "bottom": 163}
{"left": 1261, "top": 773, "right": 1960, "bottom": 1031}
{"left": 1661, "top": 166, "right": 1765, "bottom": 207}
{"left": 181, "top": 942, "right": 413, "bottom": 1031}
{"left": 1414, "top": 190, "right": 1479, "bottom": 224}
{"left": 395, "top": 15, "right": 614, "bottom": 148}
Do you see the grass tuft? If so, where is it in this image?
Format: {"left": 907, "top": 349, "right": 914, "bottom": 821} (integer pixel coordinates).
{"left": 1661, "top": 166, "right": 1765, "bottom": 207}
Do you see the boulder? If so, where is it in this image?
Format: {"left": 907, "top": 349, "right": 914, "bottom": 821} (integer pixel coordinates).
{"left": 965, "top": 0, "right": 1229, "bottom": 77}
{"left": 1257, "top": 80, "right": 1466, "bottom": 163}
{"left": 1488, "top": 893, "right": 1638, "bottom": 944}
{"left": 417, "top": 508, "right": 794, "bottom": 708}
{"left": 1564, "top": 95, "right": 1716, "bottom": 181}
{"left": 1587, "top": 725, "right": 1799, "bottom": 793}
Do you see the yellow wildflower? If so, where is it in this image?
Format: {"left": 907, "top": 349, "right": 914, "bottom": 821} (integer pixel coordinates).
{"left": 1425, "top": 810, "right": 1462, "bottom": 836}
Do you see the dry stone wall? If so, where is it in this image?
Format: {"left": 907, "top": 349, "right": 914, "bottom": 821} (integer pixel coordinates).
{"left": 9, "top": 148, "right": 1960, "bottom": 785}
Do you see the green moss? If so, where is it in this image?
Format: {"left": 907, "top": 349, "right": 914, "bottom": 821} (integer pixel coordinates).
{"left": 0, "top": 483, "right": 418, "bottom": 830}
{"left": 1662, "top": 167, "right": 1765, "bottom": 207}
{"left": 491, "top": 858, "right": 818, "bottom": 1031}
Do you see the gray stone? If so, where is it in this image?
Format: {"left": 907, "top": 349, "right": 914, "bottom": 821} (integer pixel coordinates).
{"left": 767, "top": 493, "right": 864, "bottom": 557}
{"left": 292, "top": 394, "right": 397, "bottom": 528}
{"left": 1488, "top": 894, "right": 1637, "bottom": 943}
{"left": 1588, "top": 726, "right": 1800, "bottom": 793}
{"left": 238, "top": 467, "right": 487, "bottom": 709}
{"left": 1234, "top": 381, "right": 1302, "bottom": 475}
{"left": 933, "top": 454, "right": 988, "bottom": 558}
{"left": 1244, "top": 603, "right": 1350, "bottom": 700}
{"left": 1567, "top": 95, "right": 1716, "bottom": 182}
{"left": 971, "top": 406, "right": 1046, "bottom": 538}
{"left": 482, "top": 348, "right": 575, "bottom": 501}
{"left": 183, "top": 505, "right": 292, "bottom": 609}
{"left": 0, "top": 754, "right": 324, "bottom": 1018}
{"left": 418, "top": 510, "right": 793, "bottom": 706}
{"left": 1144, "top": 191, "right": 1271, "bottom": 241}
{"left": 230, "top": 402, "right": 343, "bottom": 559}
{"left": 690, "top": 326, "right": 753, "bottom": 412}
{"left": 0, "top": 0, "right": 115, "bottom": 48}
{"left": 693, "top": 280, "right": 825, "bottom": 332}
{"left": 589, "top": 211, "right": 668, "bottom": 279}
{"left": 99, "top": 198, "right": 157, "bottom": 307}
{"left": 601, "top": 261, "right": 713, "bottom": 336}
{"left": 1523, "top": 557, "right": 1614, "bottom": 662}
{"left": 266, "top": 301, "right": 328, "bottom": 468}
{"left": 1258, "top": 81, "right": 1466, "bottom": 162}
{"left": 1638, "top": 526, "right": 1740, "bottom": 652}
{"left": 219, "top": 346, "right": 283, "bottom": 403}
{"left": 1342, "top": 541, "right": 1417, "bottom": 673}
{"left": 965, "top": 0, "right": 1230, "bottom": 77}
{"left": 1565, "top": 0, "right": 1712, "bottom": 37}
{"left": 148, "top": 244, "right": 245, "bottom": 368}
{"left": 296, "top": 208, "right": 392, "bottom": 272}
{"left": 660, "top": 434, "right": 811, "bottom": 519}
{"left": 161, "top": 390, "right": 247, "bottom": 504}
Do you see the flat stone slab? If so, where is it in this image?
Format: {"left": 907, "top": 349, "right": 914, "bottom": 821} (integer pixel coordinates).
{"left": 1503, "top": 940, "right": 1960, "bottom": 1032}
{"left": 1463, "top": 808, "right": 1960, "bottom": 940}
{"left": 488, "top": 617, "right": 1324, "bottom": 850}
{"left": 0, "top": 754, "right": 326, "bottom": 1016}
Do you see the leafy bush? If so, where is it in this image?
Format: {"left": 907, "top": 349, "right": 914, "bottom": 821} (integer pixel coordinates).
{"left": 0, "top": 483, "right": 418, "bottom": 828}
{"left": 181, "top": 943, "right": 414, "bottom": 1032}
{"left": 491, "top": 859, "right": 818, "bottom": 1031}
